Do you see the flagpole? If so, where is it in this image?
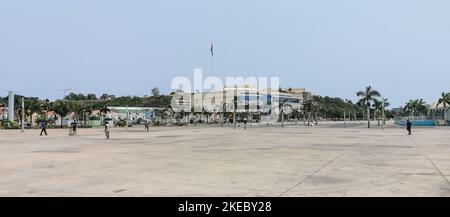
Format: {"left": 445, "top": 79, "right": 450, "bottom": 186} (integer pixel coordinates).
{"left": 210, "top": 41, "right": 213, "bottom": 77}
{"left": 210, "top": 53, "right": 213, "bottom": 77}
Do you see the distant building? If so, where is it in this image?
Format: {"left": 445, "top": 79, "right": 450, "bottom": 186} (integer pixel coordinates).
{"left": 428, "top": 101, "right": 450, "bottom": 125}
{"left": 0, "top": 92, "right": 17, "bottom": 122}
{"left": 106, "top": 107, "right": 159, "bottom": 123}
{"left": 173, "top": 86, "right": 311, "bottom": 112}
{"left": 0, "top": 106, "right": 7, "bottom": 120}
{"left": 171, "top": 85, "right": 311, "bottom": 122}
{"left": 391, "top": 107, "right": 404, "bottom": 116}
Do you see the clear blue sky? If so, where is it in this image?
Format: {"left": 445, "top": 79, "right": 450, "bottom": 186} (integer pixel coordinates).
{"left": 1, "top": 0, "right": 449, "bottom": 107}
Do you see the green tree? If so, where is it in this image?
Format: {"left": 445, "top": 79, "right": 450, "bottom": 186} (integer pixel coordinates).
{"left": 437, "top": 92, "right": 450, "bottom": 125}
{"left": 50, "top": 101, "right": 70, "bottom": 126}
{"left": 24, "top": 97, "right": 42, "bottom": 125}
{"left": 302, "top": 99, "right": 320, "bottom": 126}
{"left": 99, "top": 106, "right": 110, "bottom": 116}
{"left": 69, "top": 101, "right": 86, "bottom": 121}
{"left": 372, "top": 98, "right": 389, "bottom": 126}
{"left": 372, "top": 99, "right": 382, "bottom": 126}
{"left": 356, "top": 86, "right": 381, "bottom": 128}
{"left": 291, "top": 108, "right": 301, "bottom": 121}
{"left": 100, "top": 93, "right": 116, "bottom": 100}
{"left": 404, "top": 99, "right": 427, "bottom": 117}
{"left": 86, "top": 94, "right": 97, "bottom": 100}
{"left": 381, "top": 98, "right": 390, "bottom": 124}
{"left": 40, "top": 99, "right": 50, "bottom": 115}
{"left": 151, "top": 87, "right": 160, "bottom": 97}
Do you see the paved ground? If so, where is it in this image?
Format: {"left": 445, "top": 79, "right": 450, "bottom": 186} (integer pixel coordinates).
{"left": 1, "top": 124, "right": 450, "bottom": 196}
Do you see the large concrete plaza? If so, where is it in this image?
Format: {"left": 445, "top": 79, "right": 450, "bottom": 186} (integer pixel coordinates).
{"left": 1, "top": 124, "right": 449, "bottom": 196}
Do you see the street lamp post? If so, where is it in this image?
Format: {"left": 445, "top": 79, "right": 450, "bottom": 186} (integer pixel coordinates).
{"left": 382, "top": 98, "right": 386, "bottom": 130}
{"left": 7, "top": 90, "right": 23, "bottom": 124}
{"left": 7, "top": 91, "right": 14, "bottom": 123}
{"left": 58, "top": 88, "right": 72, "bottom": 100}
{"left": 21, "top": 97, "right": 25, "bottom": 133}
{"left": 281, "top": 99, "right": 288, "bottom": 128}
{"left": 221, "top": 89, "right": 225, "bottom": 127}
{"left": 126, "top": 105, "right": 129, "bottom": 129}
{"left": 344, "top": 111, "right": 346, "bottom": 128}
{"left": 233, "top": 85, "right": 237, "bottom": 129}
{"left": 221, "top": 103, "right": 226, "bottom": 127}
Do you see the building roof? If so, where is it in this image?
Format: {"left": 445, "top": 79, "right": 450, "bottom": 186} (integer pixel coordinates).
{"left": 430, "top": 101, "right": 449, "bottom": 109}
{"left": 107, "top": 107, "right": 162, "bottom": 113}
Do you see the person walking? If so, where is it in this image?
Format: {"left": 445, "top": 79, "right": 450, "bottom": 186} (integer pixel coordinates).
{"left": 68, "top": 121, "right": 73, "bottom": 136}
{"left": 104, "top": 121, "right": 110, "bottom": 139}
{"left": 40, "top": 120, "right": 48, "bottom": 136}
{"left": 144, "top": 120, "right": 149, "bottom": 132}
{"left": 406, "top": 119, "right": 412, "bottom": 135}
{"left": 71, "top": 120, "right": 77, "bottom": 135}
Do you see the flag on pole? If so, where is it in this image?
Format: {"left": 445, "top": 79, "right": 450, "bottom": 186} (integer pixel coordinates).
{"left": 210, "top": 41, "right": 214, "bottom": 56}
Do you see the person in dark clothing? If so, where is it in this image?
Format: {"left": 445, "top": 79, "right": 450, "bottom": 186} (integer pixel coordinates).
{"left": 406, "top": 119, "right": 412, "bottom": 135}
{"left": 71, "top": 120, "right": 77, "bottom": 135}
{"left": 40, "top": 120, "right": 48, "bottom": 136}
{"left": 144, "top": 121, "right": 149, "bottom": 132}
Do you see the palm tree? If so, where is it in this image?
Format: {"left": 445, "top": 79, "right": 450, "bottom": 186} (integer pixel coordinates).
{"left": 372, "top": 99, "right": 382, "bottom": 126}
{"left": 404, "top": 99, "right": 427, "bottom": 117}
{"left": 69, "top": 101, "right": 86, "bottom": 123}
{"left": 99, "top": 106, "right": 110, "bottom": 124}
{"left": 381, "top": 98, "right": 390, "bottom": 125}
{"left": 99, "top": 106, "right": 110, "bottom": 116}
{"left": 302, "top": 99, "right": 320, "bottom": 126}
{"left": 437, "top": 92, "right": 450, "bottom": 125}
{"left": 312, "top": 100, "right": 320, "bottom": 125}
{"left": 372, "top": 98, "right": 390, "bottom": 126}
{"left": 23, "top": 98, "right": 42, "bottom": 126}
{"left": 292, "top": 108, "right": 301, "bottom": 123}
{"left": 39, "top": 99, "right": 50, "bottom": 115}
{"left": 415, "top": 99, "right": 427, "bottom": 116}
{"left": 302, "top": 100, "right": 312, "bottom": 126}
{"left": 50, "top": 101, "right": 70, "bottom": 126}
{"left": 356, "top": 86, "right": 381, "bottom": 128}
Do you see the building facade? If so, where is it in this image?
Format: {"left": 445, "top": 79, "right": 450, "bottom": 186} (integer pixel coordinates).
{"left": 106, "top": 106, "right": 158, "bottom": 124}
{"left": 171, "top": 86, "right": 311, "bottom": 122}
{"left": 428, "top": 101, "right": 450, "bottom": 125}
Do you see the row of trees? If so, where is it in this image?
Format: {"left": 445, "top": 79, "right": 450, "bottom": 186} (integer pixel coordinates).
{"left": 0, "top": 89, "right": 171, "bottom": 125}
{"left": 2, "top": 87, "right": 447, "bottom": 128}
{"left": 293, "top": 86, "right": 392, "bottom": 128}
{"left": 397, "top": 92, "right": 449, "bottom": 118}
{"left": 0, "top": 88, "right": 391, "bottom": 127}
{"left": 298, "top": 95, "right": 376, "bottom": 126}
{"left": 49, "top": 100, "right": 106, "bottom": 125}
{"left": 403, "top": 99, "right": 428, "bottom": 117}
{"left": 354, "top": 86, "right": 448, "bottom": 128}
{"left": 356, "top": 87, "right": 450, "bottom": 126}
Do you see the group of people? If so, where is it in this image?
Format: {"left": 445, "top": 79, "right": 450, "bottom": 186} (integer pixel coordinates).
{"left": 37, "top": 119, "right": 414, "bottom": 139}
{"left": 39, "top": 120, "right": 79, "bottom": 136}
{"left": 38, "top": 119, "right": 151, "bottom": 139}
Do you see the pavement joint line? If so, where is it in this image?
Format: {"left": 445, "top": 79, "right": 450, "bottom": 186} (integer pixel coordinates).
{"left": 278, "top": 151, "right": 347, "bottom": 197}
{"left": 2, "top": 126, "right": 449, "bottom": 196}
{"left": 410, "top": 136, "right": 450, "bottom": 186}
